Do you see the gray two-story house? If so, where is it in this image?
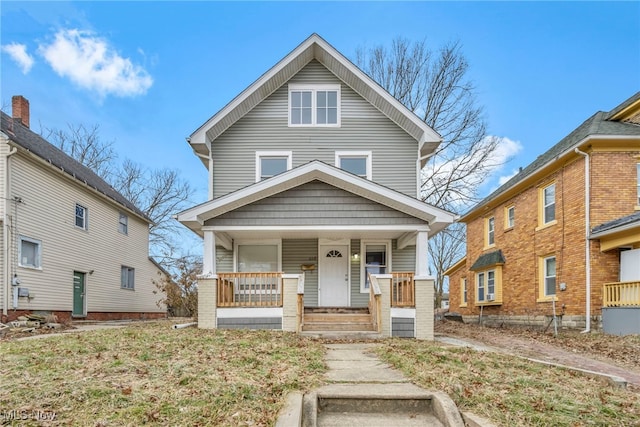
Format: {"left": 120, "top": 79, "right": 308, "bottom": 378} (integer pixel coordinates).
{"left": 177, "top": 34, "right": 456, "bottom": 339}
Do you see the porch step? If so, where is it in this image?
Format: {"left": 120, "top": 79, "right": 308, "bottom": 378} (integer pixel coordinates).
{"left": 302, "top": 307, "right": 375, "bottom": 333}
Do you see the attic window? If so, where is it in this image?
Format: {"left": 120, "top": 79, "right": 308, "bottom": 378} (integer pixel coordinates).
{"left": 289, "top": 84, "right": 340, "bottom": 127}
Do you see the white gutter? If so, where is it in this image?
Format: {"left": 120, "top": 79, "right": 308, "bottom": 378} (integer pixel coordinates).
{"left": 3, "top": 145, "right": 18, "bottom": 316}
{"left": 574, "top": 148, "right": 591, "bottom": 333}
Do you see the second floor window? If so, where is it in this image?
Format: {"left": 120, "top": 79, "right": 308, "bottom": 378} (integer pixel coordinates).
{"left": 289, "top": 84, "right": 340, "bottom": 126}
{"left": 256, "top": 151, "right": 292, "bottom": 181}
{"left": 119, "top": 213, "right": 128, "bottom": 235}
{"left": 75, "top": 204, "right": 88, "bottom": 230}
{"left": 336, "top": 151, "right": 372, "bottom": 179}
{"left": 506, "top": 205, "right": 515, "bottom": 229}
{"left": 487, "top": 217, "right": 495, "bottom": 246}
{"left": 542, "top": 183, "right": 555, "bottom": 224}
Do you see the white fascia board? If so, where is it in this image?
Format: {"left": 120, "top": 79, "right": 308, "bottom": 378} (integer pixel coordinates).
{"left": 179, "top": 161, "right": 454, "bottom": 225}
{"left": 203, "top": 225, "right": 431, "bottom": 232}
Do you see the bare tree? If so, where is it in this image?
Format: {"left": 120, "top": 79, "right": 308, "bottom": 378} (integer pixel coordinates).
{"left": 44, "top": 124, "right": 117, "bottom": 180}
{"left": 356, "top": 37, "right": 505, "bottom": 305}
{"left": 113, "top": 159, "right": 194, "bottom": 261}
{"left": 154, "top": 255, "right": 201, "bottom": 318}
{"left": 44, "top": 124, "right": 194, "bottom": 265}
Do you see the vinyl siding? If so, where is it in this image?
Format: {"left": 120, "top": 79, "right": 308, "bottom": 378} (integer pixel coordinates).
{"left": 0, "top": 138, "right": 6, "bottom": 308}
{"left": 207, "top": 181, "right": 425, "bottom": 227}
{"left": 8, "top": 152, "right": 164, "bottom": 314}
{"left": 283, "top": 238, "right": 318, "bottom": 307}
{"left": 211, "top": 60, "right": 418, "bottom": 199}
{"left": 216, "top": 246, "right": 233, "bottom": 273}
{"left": 350, "top": 239, "right": 367, "bottom": 307}
{"left": 392, "top": 240, "right": 416, "bottom": 272}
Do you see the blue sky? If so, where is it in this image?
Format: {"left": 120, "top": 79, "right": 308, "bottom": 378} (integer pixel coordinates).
{"left": 2, "top": 1, "right": 639, "bottom": 212}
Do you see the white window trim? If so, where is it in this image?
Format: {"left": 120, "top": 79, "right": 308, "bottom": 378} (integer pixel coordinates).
{"left": 476, "top": 269, "right": 496, "bottom": 303}
{"left": 255, "top": 151, "right": 292, "bottom": 182}
{"left": 506, "top": 205, "right": 515, "bottom": 229}
{"left": 75, "top": 203, "right": 88, "bottom": 230}
{"left": 19, "top": 235, "right": 42, "bottom": 269}
{"left": 360, "top": 240, "right": 392, "bottom": 293}
{"left": 288, "top": 83, "right": 341, "bottom": 127}
{"left": 487, "top": 217, "right": 495, "bottom": 246}
{"left": 119, "top": 212, "right": 128, "bottom": 235}
{"left": 335, "top": 151, "right": 372, "bottom": 180}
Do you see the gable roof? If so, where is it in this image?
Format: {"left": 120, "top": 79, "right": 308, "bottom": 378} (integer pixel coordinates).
{"left": 177, "top": 160, "right": 456, "bottom": 236}
{"left": 1, "top": 111, "right": 150, "bottom": 222}
{"left": 460, "top": 92, "right": 640, "bottom": 222}
{"left": 188, "top": 33, "right": 441, "bottom": 165}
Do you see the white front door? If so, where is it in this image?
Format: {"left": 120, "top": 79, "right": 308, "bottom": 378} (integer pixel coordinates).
{"left": 319, "top": 245, "right": 349, "bottom": 306}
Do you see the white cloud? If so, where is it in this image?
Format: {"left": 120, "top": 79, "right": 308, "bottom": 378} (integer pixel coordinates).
{"left": 488, "top": 136, "right": 523, "bottom": 167}
{"left": 1, "top": 43, "right": 35, "bottom": 74}
{"left": 38, "top": 29, "right": 153, "bottom": 97}
{"left": 498, "top": 169, "right": 520, "bottom": 186}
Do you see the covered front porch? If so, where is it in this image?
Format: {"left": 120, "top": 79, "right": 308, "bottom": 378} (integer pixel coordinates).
{"left": 177, "top": 161, "right": 456, "bottom": 339}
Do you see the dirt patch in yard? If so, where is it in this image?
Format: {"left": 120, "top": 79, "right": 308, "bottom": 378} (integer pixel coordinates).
{"left": 436, "top": 319, "right": 640, "bottom": 390}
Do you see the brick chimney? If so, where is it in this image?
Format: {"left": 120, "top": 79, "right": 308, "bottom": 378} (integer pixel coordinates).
{"left": 12, "top": 95, "right": 30, "bottom": 128}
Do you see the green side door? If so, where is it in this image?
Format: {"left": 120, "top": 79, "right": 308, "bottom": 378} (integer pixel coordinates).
{"left": 72, "top": 271, "right": 85, "bottom": 317}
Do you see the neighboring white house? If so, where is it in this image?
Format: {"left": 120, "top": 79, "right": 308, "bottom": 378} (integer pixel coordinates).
{"left": 1, "top": 96, "right": 166, "bottom": 322}
{"left": 177, "top": 34, "right": 456, "bottom": 338}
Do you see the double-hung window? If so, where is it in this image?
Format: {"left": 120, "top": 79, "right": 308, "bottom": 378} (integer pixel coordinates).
{"left": 75, "top": 203, "right": 88, "bottom": 230}
{"left": 506, "top": 205, "right": 515, "bottom": 229}
{"left": 119, "top": 212, "right": 128, "bottom": 235}
{"left": 236, "top": 241, "right": 281, "bottom": 293}
{"left": 121, "top": 266, "right": 135, "bottom": 290}
{"left": 256, "top": 151, "right": 292, "bottom": 182}
{"left": 361, "top": 241, "right": 390, "bottom": 293}
{"left": 289, "top": 84, "right": 340, "bottom": 126}
{"left": 336, "top": 151, "right": 372, "bottom": 179}
{"left": 476, "top": 269, "right": 498, "bottom": 303}
{"left": 486, "top": 217, "right": 495, "bottom": 246}
{"left": 543, "top": 256, "right": 557, "bottom": 297}
{"left": 461, "top": 278, "right": 467, "bottom": 307}
{"left": 19, "top": 236, "right": 41, "bottom": 269}
{"left": 542, "top": 183, "right": 556, "bottom": 225}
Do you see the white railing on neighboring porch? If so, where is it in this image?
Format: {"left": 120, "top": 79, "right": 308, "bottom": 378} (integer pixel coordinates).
{"left": 603, "top": 281, "right": 640, "bottom": 307}
{"left": 217, "top": 272, "right": 282, "bottom": 307}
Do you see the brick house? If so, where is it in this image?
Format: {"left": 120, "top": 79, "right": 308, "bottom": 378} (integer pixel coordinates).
{"left": 446, "top": 92, "right": 640, "bottom": 333}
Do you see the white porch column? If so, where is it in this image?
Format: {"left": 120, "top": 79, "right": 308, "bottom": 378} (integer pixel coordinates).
{"left": 415, "top": 231, "right": 429, "bottom": 276}
{"left": 203, "top": 230, "right": 216, "bottom": 277}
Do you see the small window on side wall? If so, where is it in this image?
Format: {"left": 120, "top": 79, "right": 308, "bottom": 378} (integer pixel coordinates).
{"left": 542, "top": 183, "right": 555, "bottom": 224}
{"left": 487, "top": 217, "right": 495, "bottom": 246}
{"left": 119, "top": 212, "right": 128, "bottom": 235}
{"left": 19, "top": 236, "right": 41, "bottom": 269}
{"left": 121, "top": 266, "right": 135, "bottom": 289}
{"left": 75, "top": 203, "right": 88, "bottom": 230}
{"left": 506, "top": 205, "right": 515, "bottom": 229}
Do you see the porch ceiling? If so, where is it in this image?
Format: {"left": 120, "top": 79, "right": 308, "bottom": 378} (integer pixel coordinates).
{"left": 213, "top": 227, "right": 422, "bottom": 242}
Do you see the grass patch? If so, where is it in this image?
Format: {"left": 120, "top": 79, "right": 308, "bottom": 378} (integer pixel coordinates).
{"left": 0, "top": 322, "right": 326, "bottom": 426}
{"left": 375, "top": 339, "right": 640, "bottom": 427}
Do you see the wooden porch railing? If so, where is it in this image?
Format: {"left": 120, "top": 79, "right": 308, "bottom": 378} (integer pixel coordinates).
{"left": 217, "top": 272, "right": 282, "bottom": 307}
{"left": 368, "top": 274, "right": 382, "bottom": 333}
{"left": 603, "top": 281, "right": 640, "bottom": 307}
{"left": 297, "top": 273, "right": 305, "bottom": 332}
{"left": 391, "top": 272, "right": 415, "bottom": 307}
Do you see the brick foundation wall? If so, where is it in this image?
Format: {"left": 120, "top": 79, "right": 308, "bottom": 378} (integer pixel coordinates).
{"left": 2, "top": 310, "right": 166, "bottom": 323}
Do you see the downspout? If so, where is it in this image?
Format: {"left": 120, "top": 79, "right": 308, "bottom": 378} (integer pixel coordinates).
{"left": 574, "top": 148, "right": 591, "bottom": 333}
{"left": 3, "top": 146, "right": 18, "bottom": 317}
